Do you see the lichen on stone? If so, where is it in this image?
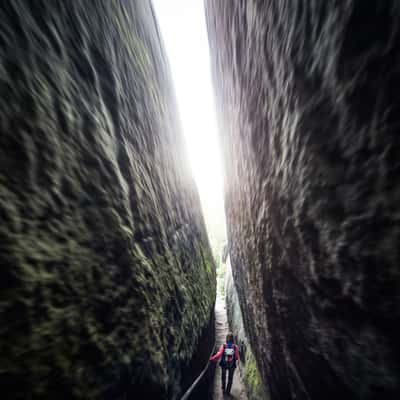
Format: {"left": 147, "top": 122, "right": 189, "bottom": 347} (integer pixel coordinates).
{"left": 0, "top": 1, "right": 216, "bottom": 399}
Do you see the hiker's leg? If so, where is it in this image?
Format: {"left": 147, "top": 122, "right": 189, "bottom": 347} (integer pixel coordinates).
{"left": 221, "top": 367, "right": 227, "bottom": 391}
{"left": 227, "top": 367, "right": 235, "bottom": 394}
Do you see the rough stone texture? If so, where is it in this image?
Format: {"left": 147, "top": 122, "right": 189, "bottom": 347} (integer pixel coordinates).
{"left": 0, "top": 1, "right": 216, "bottom": 399}
{"left": 206, "top": 1, "right": 400, "bottom": 399}
{"left": 225, "top": 256, "right": 269, "bottom": 400}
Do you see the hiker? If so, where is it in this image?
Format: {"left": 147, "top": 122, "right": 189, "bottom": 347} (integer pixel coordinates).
{"left": 210, "top": 332, "right": 239, "bottom": 395}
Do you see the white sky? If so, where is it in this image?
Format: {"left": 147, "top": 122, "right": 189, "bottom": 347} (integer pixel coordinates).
{"left": 153, "top": 0, "right": 226, "bottom": 241}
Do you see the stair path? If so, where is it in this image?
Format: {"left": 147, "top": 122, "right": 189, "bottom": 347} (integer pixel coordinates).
{"left": 212, "top": 298, "right": 248, "bottom": 400}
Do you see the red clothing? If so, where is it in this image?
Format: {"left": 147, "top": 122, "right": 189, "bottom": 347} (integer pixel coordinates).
{"left": 210, "top": 343, "right": 239, "bottom": 362}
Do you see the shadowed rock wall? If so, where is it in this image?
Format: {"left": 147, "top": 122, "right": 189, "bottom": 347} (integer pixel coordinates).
{"left": 0, "top": 1, "right": 216, "bottom": 399}
{"left": 206, "top": 1, "right": 400, "bottom": 399}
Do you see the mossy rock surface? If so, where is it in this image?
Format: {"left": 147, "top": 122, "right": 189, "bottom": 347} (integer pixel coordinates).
{"left": 0, "top": 1, "right": 216, "bottom": 399}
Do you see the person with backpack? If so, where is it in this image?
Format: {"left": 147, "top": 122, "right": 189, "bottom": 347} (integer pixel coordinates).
{"left": 210, "top": 332, "right": 239, "bottom": 395}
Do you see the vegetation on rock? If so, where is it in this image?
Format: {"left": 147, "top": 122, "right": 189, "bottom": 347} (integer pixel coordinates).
{"left": 0, "top": 1, "right": 216, "bottom": 399}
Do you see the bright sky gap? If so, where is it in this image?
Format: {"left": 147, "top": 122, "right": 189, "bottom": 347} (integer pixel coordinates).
{"left": 153, "top": 0, "right": 227, "bottom": 254}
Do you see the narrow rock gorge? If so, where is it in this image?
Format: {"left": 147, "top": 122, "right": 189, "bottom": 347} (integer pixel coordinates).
{"left": 0, "top": 1, "right": 215, "bottom": 399}
{"left": 206, "top": 1, "right": 400, "bottom": 399}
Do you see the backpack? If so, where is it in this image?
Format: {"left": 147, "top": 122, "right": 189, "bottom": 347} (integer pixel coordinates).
{"left": 219, "top": 343, "right": 236, "bottom": 369}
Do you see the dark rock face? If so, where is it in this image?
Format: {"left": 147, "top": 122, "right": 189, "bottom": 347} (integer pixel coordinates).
{"left": 206, "top": 1, "right": 400, "bottom": 399}
{"left": 225, "top": 257, "right": 269, "bottom": 400}
{"left": 0, "top": 1, "right": 216, "bottom": 399}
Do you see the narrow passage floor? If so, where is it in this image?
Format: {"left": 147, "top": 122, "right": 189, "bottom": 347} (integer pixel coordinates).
{"left": 213, "top": 298, "right": 248, "bottom": 400}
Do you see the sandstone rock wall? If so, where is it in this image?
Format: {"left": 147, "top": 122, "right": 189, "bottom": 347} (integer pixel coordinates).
{"left": 206, "top": 1, "right": 400, "bottom": 399}
{"left": 225, "top": 256, "right": 269, "bottom": 400}
{"left": 0, "top": 1, "right": 215, "bottom": 399}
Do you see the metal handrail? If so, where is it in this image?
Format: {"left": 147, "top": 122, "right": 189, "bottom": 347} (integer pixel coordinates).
{"left": 180, "top": 342, "right": 217, "bottom": 400}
